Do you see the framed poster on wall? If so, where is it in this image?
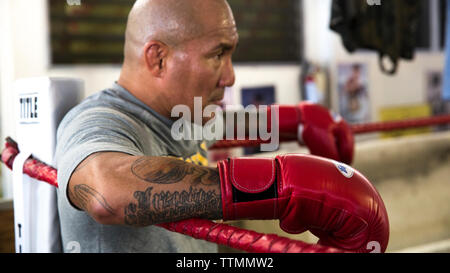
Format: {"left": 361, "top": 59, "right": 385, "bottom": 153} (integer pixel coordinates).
{"left": 337, "top": 63, "right": 371, "bottom": 124}
{"left": 241, "top": 86, "right": 276, "bottom": 155}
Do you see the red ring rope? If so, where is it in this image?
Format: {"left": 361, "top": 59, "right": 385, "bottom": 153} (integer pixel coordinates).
{"left": 210, "top": 114, "right": 450, "bottom": 150}
{"left": 0, "top": 137, "right": 346, "bottom": 253}
{"left": 351, "top": 114, "right": 450, "bottom": 134}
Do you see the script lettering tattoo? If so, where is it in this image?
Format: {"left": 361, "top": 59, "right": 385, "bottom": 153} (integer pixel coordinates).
{"left": 131, "top": 157, "right": 219, "bottom": 186}
{"left": 124, "top": 186, "right": 222, "bottom": 226}
{"left": 69, "top": 184, "right": 115, "bottom": 215}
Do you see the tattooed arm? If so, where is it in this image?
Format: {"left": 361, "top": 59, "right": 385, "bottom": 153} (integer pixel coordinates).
{"left": 67, "top": 152, "right": 222, "bottom": 226}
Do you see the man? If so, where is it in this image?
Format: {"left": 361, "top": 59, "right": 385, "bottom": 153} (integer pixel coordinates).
{"left": 55, "top": 0, "right": 387, "bottom": 253}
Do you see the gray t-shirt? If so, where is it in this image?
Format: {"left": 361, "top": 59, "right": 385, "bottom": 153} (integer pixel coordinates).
{"left": 55, "top": 83, "right": 218, "bottom": 253}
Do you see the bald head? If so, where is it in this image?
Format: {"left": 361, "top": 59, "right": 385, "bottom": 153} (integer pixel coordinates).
{"left": 123, "top": 0, "right": 235, "bottom": 67}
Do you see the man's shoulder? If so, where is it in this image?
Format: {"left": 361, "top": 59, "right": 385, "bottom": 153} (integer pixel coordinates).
{"left": 58, "top": 87, "right": 135, "bottom": 131}
{"left": 67, "top": 88, "right": 127, "bottom": 115}
{"left": 79, "top": 88, "right": 122, "bottom": 109}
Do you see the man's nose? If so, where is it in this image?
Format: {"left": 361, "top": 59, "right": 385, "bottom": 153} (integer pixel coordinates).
{"left": 219, "top": 58, "right": 235, "bottom": 88}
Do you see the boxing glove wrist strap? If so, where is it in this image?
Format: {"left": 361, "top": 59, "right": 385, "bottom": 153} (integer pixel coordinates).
{"left": 218, "top": 158, "right": 280, "bottom": 221}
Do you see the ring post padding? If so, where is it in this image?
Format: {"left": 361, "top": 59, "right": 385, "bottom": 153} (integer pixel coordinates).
{"left": 12, "top": 151, "right": 32, "bottom": 253}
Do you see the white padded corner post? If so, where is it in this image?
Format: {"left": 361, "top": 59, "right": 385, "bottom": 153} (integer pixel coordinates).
{"left": 13, "top": 77, "right": 83, "bottom": 253}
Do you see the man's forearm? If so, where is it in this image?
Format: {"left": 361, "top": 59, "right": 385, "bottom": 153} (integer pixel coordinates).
{"left": 68, "top": 153, "right": 222, "bottom": 226}
{"left": 124, "top": 156, "right": 222, "bottom": 226}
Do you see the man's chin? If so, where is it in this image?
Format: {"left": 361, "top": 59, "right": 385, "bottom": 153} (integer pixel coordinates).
{"left": 207, "top": 99, "right": 224, "bottom": 109}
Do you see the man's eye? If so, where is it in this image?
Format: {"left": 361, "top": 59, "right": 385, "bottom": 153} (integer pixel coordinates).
{"left": 215, "top": 51, "right": 225, "bottom": 59}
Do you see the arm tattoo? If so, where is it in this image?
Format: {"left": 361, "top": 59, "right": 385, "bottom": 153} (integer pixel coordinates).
{"left": 131, "top": 157, "right": 220, "bottom": 186}
{"left": 124, "top": 186, "right": 222, "bottom": 226}
{"left": 126, "top": 157, "right": 222, "bottom": 225}
{"left": 69, "top": 184, "right": 115, "bottom": 215}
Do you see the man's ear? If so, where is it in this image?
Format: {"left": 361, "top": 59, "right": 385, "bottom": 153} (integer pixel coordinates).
{"left": 143, "top": 41, "right": 168, "bottom": 77}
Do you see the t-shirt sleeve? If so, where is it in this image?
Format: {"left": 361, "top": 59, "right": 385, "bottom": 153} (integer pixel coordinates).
{"left": 54, "top": 106, "right": 146, "bottom": 209}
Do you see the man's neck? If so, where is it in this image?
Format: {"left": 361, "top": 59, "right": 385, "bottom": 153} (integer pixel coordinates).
{"left": 117, "top": 74, "right": 172, "bottom": 120}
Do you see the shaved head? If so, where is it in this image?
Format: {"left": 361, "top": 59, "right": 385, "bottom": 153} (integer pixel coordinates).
{"left": 123, "top": 0, "right": 235, "bottom": 66}
{"left": 119, "top": 0, "right": 238, "bottom": 121}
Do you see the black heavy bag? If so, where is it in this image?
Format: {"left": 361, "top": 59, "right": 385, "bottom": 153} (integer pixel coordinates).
{"left": 330, "top": 0, "right": 420, "bottom": 75}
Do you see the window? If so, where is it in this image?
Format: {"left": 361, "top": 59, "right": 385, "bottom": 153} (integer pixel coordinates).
{"left": 227, "top": 0, "right": 303, "bottom": 63}
{"left": 49, "top": 0, "right": 130, "bottom": 64}
{"left": 49, "top": 0, "right": 303, "bottom": 65}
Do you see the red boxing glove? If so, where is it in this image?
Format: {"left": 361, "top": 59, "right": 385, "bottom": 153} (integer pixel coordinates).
{"left": 218, "top": 154, "right": 389, "bottom": 253}
{"left": 269, "top": 102, "right": 354, "bottom": 164}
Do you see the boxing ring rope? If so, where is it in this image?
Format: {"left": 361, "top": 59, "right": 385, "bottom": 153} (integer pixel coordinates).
{"left": 350, "top": 114, "right": 450, "bottom": 134}
{"left": 210, "top": 114, "right": 450, "bottom": 150}
{"left": 0, "top": 137, "right": 345, "bottom": 253}
{"left": 2, "top": 114, "right": 449, "bottom": 253}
